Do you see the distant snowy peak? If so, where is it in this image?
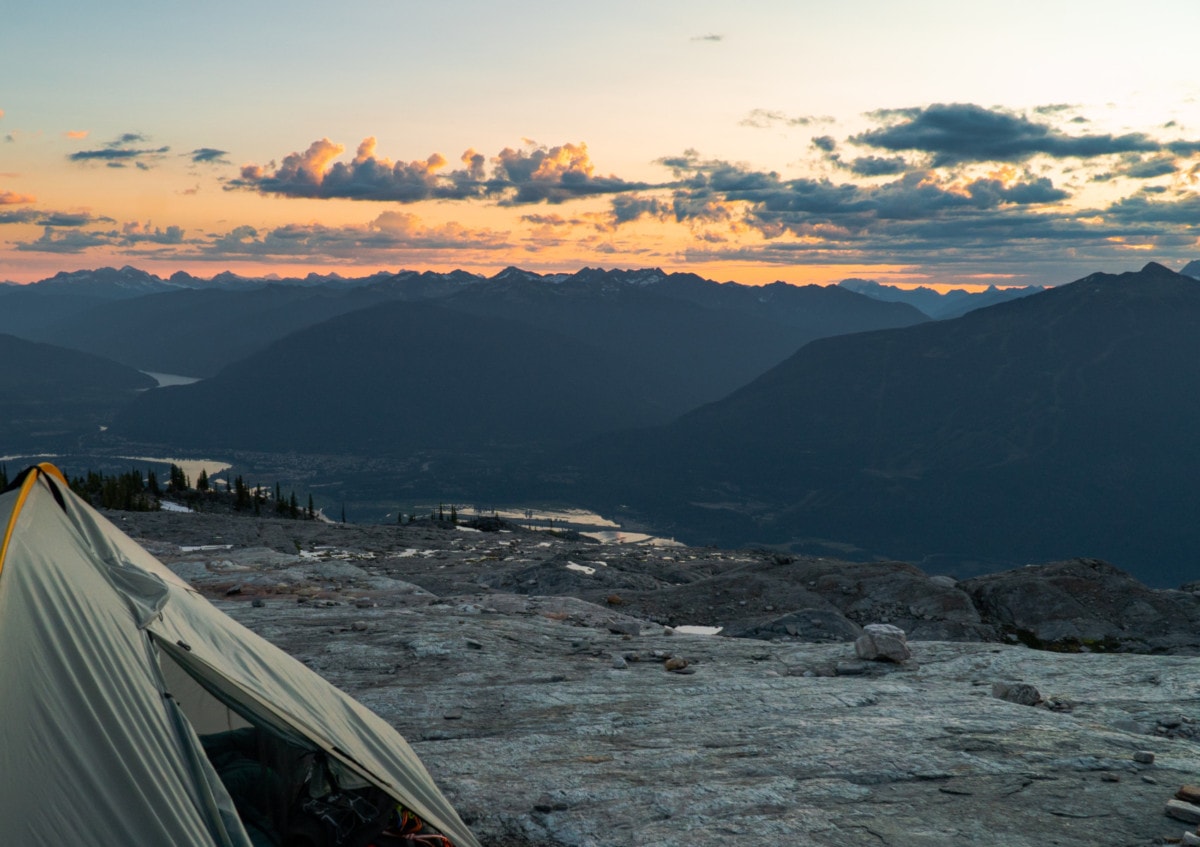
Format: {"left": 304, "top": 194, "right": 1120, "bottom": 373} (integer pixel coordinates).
{"left": 562, "top": 266, "right": 667, "bottom": 290}
{"left": 491, "top": 266, "right": 543, "bottom": 283}
{"left": 838, "top": 276, "right": 1037, "bottom": 319}
{"left": 33, "top": 266, "right": 182, "bottom": 298}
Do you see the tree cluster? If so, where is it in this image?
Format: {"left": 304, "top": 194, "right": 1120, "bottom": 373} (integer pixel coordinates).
{"left": 65, "top": 464, "right": 317, "bottom": 520}
{"left": 68, "top": 468, "right": 160, "bottom": 512}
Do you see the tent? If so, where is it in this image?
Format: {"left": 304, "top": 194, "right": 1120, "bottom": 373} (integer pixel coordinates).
{"left": 0, "top": 463, "right": 480, "bottom": 847}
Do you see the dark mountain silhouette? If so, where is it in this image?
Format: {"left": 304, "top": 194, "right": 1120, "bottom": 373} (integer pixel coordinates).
{"left": 110, "top": 300, "right": 678, "bottom": 453}
{"left": 0, "top": 334, "right": 156, "bottom": 447}
{"left": 0, "top": 266, "right": 393, "bottom": 339}
{"left": 838, "top": 277, "right": 1039, "bottom": 319}
{"left": 433, "top": 268, "right": 926, "bottom": 414}
{"left": 566, "top": 262, "right": 1200, "bottom": 587}
{"left": 17, "top": 265, "right": 925, "bottom": 406}
{"left": 1182, "top": 260, "right": 1200, "bottom": 280}
{"left": 27, "top": 284, "right": 405, "bottom": 378}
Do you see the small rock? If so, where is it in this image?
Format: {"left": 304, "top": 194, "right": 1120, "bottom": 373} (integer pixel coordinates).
{"left": 1164, "top": 798, "right": 1200, "bottom": 824}
{"left": 664, "top": 657, "right": 689, "bottom": 672}
{"left": 355, "top": 599, "right": 374, "bottom": 609}
{"left": 225, "top": 584, "right": 243, "bottom": 596}
{"left": 350, "top": 621, "right": 368, "bottom": 632}
{"left": 992, "top": 682, "right": 1042, "bottom": 706}
{"left": 533, "top": 794, "right": 570, "bottom": 813}
{"left": 1182, "top": 831, "right": 1200, "bottom": 846}
{"left": 443, "top": 709, "right": 463, "bottom": 721}
{"left": 1133, "top": 751, "right": 1155, "bottom": 765}
{"left": 855, "top": 623, "right": 912, "bottom": 663}
{"left": 612, "top": 655, "right": 628, "bottom": 670}
{"left": 251, "top": 598, "right": 265, "bottom": 608}
{"left": 1176, "top": 786, "right": 1200, "bottom": 804}
{"left": 835, "top": 662, "right": 868, "bottom": 676}
{"left": 607, "top": 621, "right": 641, "bottom": 637}
{"left": 1100, "top": 772, "right": 1120, "bottom": 782}
{"left": 465, "top": 638, "right": 483, "bottom": 650}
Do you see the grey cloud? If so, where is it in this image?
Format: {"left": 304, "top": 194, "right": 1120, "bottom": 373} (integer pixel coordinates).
{"left": 70, "top": 145, "right": 170, "bottom": 164}
{"left": 15, "top": 227, "right": 116, "bottom": 254}
{"left": 1102, "top": 191, "right": 1200, "bottom": 225}
{"left": 190, "top": 148, "right": 230, "bottom": 164}
{"left": 1124, "top": 157, "right": 1178, "bottom": 179}
{"left": 120, "top": 224, "right": 185, "bottom": 246}
{"left": 846, "top": 155, "right": 908, "bottom": 176}
{"left": 0, "top": 209, "right": 115, "bottom": 227}
{"left": 610, "top": 195, "right": 672, "bottom": 224}
{"left": 811, "top": 136, "right": 837, "bottom": 153}
{"left": 39, "top": 212, "right": 110, "bottom": 227}
{"left": 854, "top": 103, "right": 1164, "bottom": 165}
{"left": 0, "top": 209, "right": 40, "bottom": 224}
{"left": 1033, "top": 103, "right": 1079, "bottom": 116}
{"left": 691, "top": 33, "right": 723, "bottom": 42}
{"left": 198, "top": 214, "right": 512, "bottom": 261}
{"left": 109, "top": 132, "right": 148, "bottom": 146}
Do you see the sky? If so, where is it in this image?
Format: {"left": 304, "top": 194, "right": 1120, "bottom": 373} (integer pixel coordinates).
{"left": 3, "top": 0, "right": 1199, "bottom": 288}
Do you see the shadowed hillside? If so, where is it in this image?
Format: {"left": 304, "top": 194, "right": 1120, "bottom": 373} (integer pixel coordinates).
{"left": 565, "top": 262, "right": 1200, "bottom": 586}
{"left": 111, "top": 300, "right": 676, "bottom": 453}
{"left": 0, "top": 334, "right": 156, "bottom": 447}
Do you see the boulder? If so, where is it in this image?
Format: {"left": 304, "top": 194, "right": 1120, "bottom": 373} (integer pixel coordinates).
{"left": 854, "top": 623, "right": 912, "bottom": 662}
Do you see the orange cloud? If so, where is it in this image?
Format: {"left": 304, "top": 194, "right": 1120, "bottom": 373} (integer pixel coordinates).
{"left": 290, "top": 137, "right": 344, "bottom": 182}
{"left": 0, "top": 189, "right": 35, "bottom": 205}
{"left": 64, "top": 130, "right": 89, "bottom": 140}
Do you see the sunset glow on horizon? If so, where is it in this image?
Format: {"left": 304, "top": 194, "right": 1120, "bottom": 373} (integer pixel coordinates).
{"left": 4, "top": 1, "right": 1199, "bottom": 289}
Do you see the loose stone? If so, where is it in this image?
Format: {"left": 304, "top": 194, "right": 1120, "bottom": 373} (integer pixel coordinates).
{"left": 1164, "top": 798, "right": 1200, "bottom": 824}
{"left": 855, "top": 623, "right": 912, "bottom": 663}
{"left": 992, "top": 682, "right": 1042, "bottom": 706}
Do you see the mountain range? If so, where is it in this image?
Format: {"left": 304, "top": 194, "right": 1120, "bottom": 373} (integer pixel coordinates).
{"left": 837, "top": 277, "right": 1038, "bottom": 319}
{"left": 563, "top": 262, "right": 1200, "bottom": 586}
{"left": 5, "top": 260, "right": 1200, "bottom": 587}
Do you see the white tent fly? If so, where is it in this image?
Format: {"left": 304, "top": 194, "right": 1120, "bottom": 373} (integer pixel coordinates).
{"left": 0, "top": 463, "right": 480, "bottom": 847}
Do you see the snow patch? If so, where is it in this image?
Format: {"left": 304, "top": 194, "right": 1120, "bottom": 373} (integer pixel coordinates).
{"left": 674, "top": 625, "right": 724, "bottom": 636}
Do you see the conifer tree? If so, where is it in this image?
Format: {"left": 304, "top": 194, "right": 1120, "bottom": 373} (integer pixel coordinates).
{"left": 307, "top": 494, "right": 314, "bottom": 520}
{"left": 197, "top": 469, "right": 209, "bottom": 492}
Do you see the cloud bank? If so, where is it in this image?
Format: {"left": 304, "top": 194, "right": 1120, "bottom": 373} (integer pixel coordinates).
{"left": 234, "top": 138, "right": 652, "bottom": 205}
